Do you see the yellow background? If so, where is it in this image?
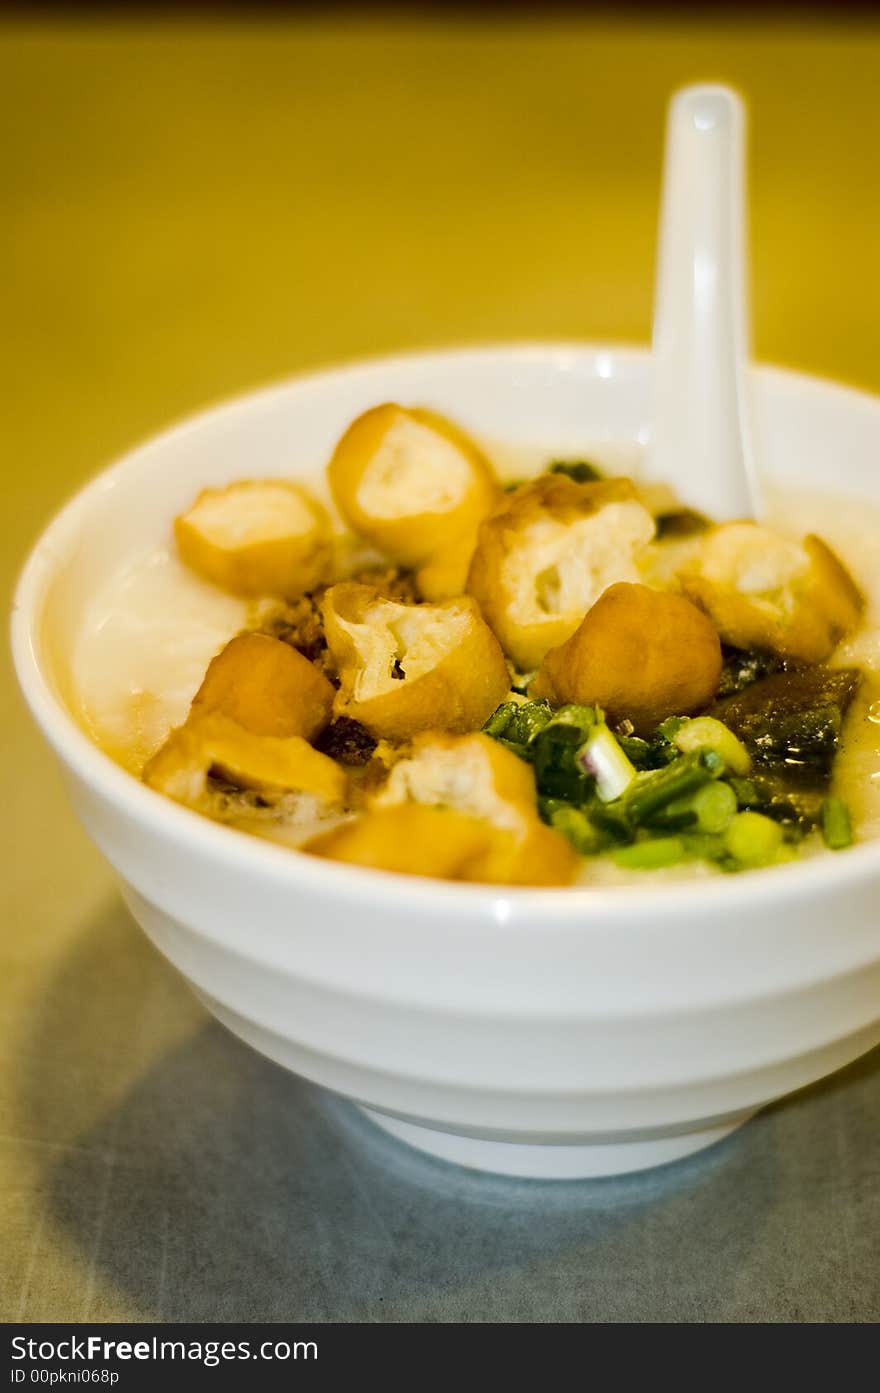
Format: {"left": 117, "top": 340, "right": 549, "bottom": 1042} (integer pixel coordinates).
{"left": 3, "top": 14, "right": 880, "bottom": 1319}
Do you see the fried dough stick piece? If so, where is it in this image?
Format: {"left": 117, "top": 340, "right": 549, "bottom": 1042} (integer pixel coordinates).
{"left": 467, "top": 475, "right": 655, "bottom": 670}
{"left": 191, "top": 632, "right": 334, "bottom": 740}
{"left": 144, "top": 712, "right": 346, "bottom": 818}
{"left": 678, "top": 523, "right": 863, "bottom": 663}
{"left": 307, "top": 804, "right": 573, "bottom": 886}
{"left": 176, "top": 480, "right": 332, "bottom": 598}
{"left": 327, "top": 403, "right": 500, "bottom": 598}
{"left": 374, "top": 730, "right": 578, "bottom": 884}
{"left": 532, "top": 582, "right": 722, "bottom": 735}
{"left": 322, "top": 583, "right": 510, "bottom": 740}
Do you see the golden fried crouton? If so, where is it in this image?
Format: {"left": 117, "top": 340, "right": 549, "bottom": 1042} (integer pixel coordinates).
{"left": 306, "top": 805, "right": 494, "bottom": 880}
{"left": 321, "top": 583, "right": 510, "bottom": 740}
{"left": 372, "top": 730, "right": 578, "bottom": 884}
{"left": 803, "top": 535, "right": 865, "bottom": 641}
{"left": 306, "top": 803, "right": 575, "bottom": 886}
{"left": 175, "top": 480, "right": 332, "bottom": 598}
{"left": 191, "top": 633, "right": 334, "bottom": 740}
{"left": 143, "top": 712, "right": 347, "bottom": 814}
{"left": 466, "top": 475, "right": 656, "bottom": 670}
{"left": 375, "top": 730, "right": 538, "bottom": 827}
{"left": 531, "top": 582, "right": 722, "bottom": 734}
{"left": 415, "top": 527, "right": 484, "bottom": 603}
{"left": 636, "top": 534, "right": 707, "bottom": 591}
{"left": 327, "top": 404, "right": 500, "bottom": 578}
{"left": 678, "top": 523, "right": 863, "bottom": 662}
{"left": 474, "top": 820, "right": 578, "bottom": 886}
{"left": 253, "top": 568, "right": 419, "bottom": 684}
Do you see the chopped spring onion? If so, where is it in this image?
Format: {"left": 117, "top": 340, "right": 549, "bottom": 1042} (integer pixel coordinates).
{"left": 620, "top": 750, "right": 721, "bottom": 826}
{"left": 673, "top": 716, "right": 752, "bottom": 775}
{"left": 723, "top": 811, "right": 784, "bottom": 866}
{"left": 482, "top": 703, "right": 518, "bottom": 737}
{"left": 612, "top": 837, "right": 686, "bottom": 870}
{"left": 657, "top": 781, "right": 738, "bottom": 834}
{"left": 690, "top": 780, "right": 738, "bottom": 834}
{"left": 727, "top": 775, "right": 764, "bottom": 809}
{"left": 820, "top": 797, "right": 853, "bottom": 851}
{"left": 542, "top": 704, "right": 600, "bottom": 742}
{"left": 482, "top": 699, "right": 553, "bottom": 756}
{"left": 577, "top": 725, "right": 636, "bottom": 802}
{"left": 617, "top": 733, "right": 652, "bottom": 767}
{"left": 548, "top": 459, "right": 603, "bottom": 483}
{"left": 484, "top": 693, "right": 845, "bottom": 874}
{"left": 548, "top": 804, "right": 610, "bottom": 856}
{"left": 643, "top": 807, "right": 699, "bottom": 832}
{"left": 680, "top": 831, "right": 727, "bottom": 862}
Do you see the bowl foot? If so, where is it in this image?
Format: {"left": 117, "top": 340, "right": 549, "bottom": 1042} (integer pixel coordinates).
{"left": 358, "top": 1108, "right": 752, "bottom": 1178}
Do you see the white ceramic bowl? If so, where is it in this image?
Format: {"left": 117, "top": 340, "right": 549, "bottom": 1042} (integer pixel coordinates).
{"left": 12, "top": 344, "right": 880, "bottom": 1179}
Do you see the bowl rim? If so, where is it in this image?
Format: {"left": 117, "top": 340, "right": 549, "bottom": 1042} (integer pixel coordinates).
{"left": 11, "top": 339, "right": 880, "bottom": 922}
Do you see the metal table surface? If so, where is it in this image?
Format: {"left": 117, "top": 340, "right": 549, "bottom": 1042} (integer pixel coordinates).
{"left": 3, "top": 14, "right": 879, "bottom": 1323}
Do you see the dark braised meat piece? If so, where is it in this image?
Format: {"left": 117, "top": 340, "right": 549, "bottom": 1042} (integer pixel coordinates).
{"left": 710, "top": 666, "right": 862, "bottom": 780}
{"left": 717, "top": 646, "right": 790, "bottom": 698}
{"left": 727, "top": 770, "right": 825, "bottom": 835}
{"left": 315, "top": 717, "right": 377, "bottom": 767}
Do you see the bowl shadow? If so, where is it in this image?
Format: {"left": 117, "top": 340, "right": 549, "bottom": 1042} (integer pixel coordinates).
{"left": 15, "top": 896, "right": 880, "bottom": 1322}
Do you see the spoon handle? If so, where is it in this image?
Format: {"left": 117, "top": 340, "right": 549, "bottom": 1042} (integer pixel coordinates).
{"left": 645, "top": 84, "right": 758, "bottom": 519}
